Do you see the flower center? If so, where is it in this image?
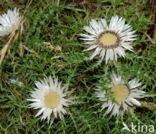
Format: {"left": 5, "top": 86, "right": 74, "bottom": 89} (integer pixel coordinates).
{"left": 98, "top": 31, "right": 119, "bottom": 48}
{"left": 44, "top": 91, "right": 60, "bottom": 108}
{"left": 112, "top": 84, "right": 129, "bottom": 104}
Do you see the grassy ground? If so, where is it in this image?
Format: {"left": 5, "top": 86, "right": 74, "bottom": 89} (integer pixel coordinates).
{"left": 0, "top": 0, "right": 156, "bottom": 133}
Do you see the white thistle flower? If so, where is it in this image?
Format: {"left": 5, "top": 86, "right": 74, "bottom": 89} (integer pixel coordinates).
{"left": 28, "top": 76, "right": 73, "bottom": 122}
{"left": 0, "top": 8, "right": 22, "bottom": 37}
{"left": 95, "top": 73, "right": 145, "bottom": 117}
{"left": 80, "top": 15, "right": 136, "bottom": 63}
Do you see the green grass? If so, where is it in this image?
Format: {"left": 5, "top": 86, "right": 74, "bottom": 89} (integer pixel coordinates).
{"left": 0, "top": 0, "right": 156, "bottom": 133}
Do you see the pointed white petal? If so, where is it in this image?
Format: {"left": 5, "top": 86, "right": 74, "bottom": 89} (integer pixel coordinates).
{"left": 36, "top": 108, "right": 45, "bottom": 117}
{"left": 90, "top": 19, "right": 101, "bottom": 34}
{"left": 114, "top": 46, "right": 126, "bottom": 57}
{"left": 84, "top": 45, "right": 98, "bottom": 51}
{"left": 99, "top": 48, "right": 106, "bottom": 61}
{"left": 90, "top": 47, "right": 102, "bottom": 59}
{"left": 111, "top": 104, "right": 120, "bottom": 116}
{"left": 128, "top": 79, "right": 142, "bottom": 89}
{"left": 105, "top": 102, "right": 114, "bottom": 114}
{"left": 83, "top": 26, "right": 96, "bottom": 35}
{"left": 100, "top": 18, "right": 108, "bottom": 29}
{"left": 101, "top": 103, "right": 109, "bottom": 110}
{"left": 130, "top": 98, "right": 141, "bottom": 106}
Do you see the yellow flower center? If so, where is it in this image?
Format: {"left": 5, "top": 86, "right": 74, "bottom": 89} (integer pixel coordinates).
{"left": 99, "top": 32, "right": 118, "bottom": 47}
{"left": 44, "top": 91, "right": 60, "bottom": 108}
{"left": 112, "top": 84, "right": 129, "bottom": 104}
